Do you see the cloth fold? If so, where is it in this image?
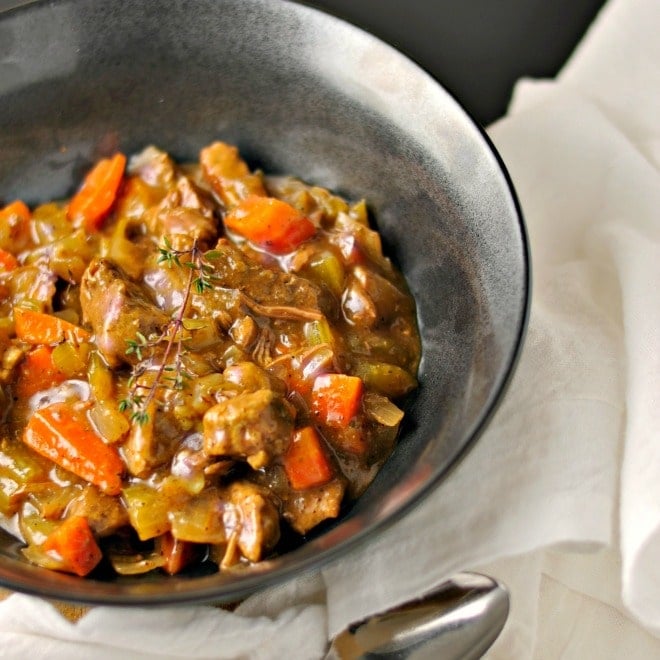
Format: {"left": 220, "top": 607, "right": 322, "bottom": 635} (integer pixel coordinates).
{"left": 1, "top": 0, "right": 659, "bottom": 656}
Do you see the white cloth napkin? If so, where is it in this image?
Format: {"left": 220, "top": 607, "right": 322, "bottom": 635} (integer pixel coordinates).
{"left": 1, "top": 0, "right": 659, "bottom": 656}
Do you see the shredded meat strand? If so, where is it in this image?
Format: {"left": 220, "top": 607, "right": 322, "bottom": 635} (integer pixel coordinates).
{"left": 240, "top": 294, "right": 324, "bottom": 321}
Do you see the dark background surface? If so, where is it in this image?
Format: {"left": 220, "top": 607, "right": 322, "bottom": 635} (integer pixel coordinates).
{"left": 0, "top": 0, "right": 609, "bottom": 125}
{"left": 299, "top": 0, "right": 607, "bottom": 126}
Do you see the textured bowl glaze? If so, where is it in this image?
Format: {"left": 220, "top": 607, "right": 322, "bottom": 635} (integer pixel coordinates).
{"left": 0, "top": 0, "right": 530, "bottom": 604}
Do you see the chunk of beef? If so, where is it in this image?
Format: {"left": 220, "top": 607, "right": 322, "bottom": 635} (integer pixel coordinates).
{"left": 200, "top": 141, "right": 266, "bottom": 207}
{"left": 222, "top": 361, "right": 278, "bottom": 393}
{"left": 283, "top": 479, "right": 345, "bottom": 534}
{"left": 142, "top": 235, "right": 192, "bottom": 315}
{"left": 196, "top": 239, "right": 327, "bottom": 321}
{"left": 203, "top": 389, "right": 294, "bottom": 469}
{"left": 145, "top": 176, "right": 218, "bottom": 248}
{"left": 221, "top": 481, "right": 280, "bottom": 563}
{"left": 175, "top": 175, "right": 216, "bottom": 219}
{"left": 152, "top": 207, "right": 217, "bottom": 248}
{"left": 128, "top": 145, "right": 176, "bottom": 189}
{"left": 121, "top": 410, "right": 156, "bottom": 478}
{"left": 352, "top": 265, "right": 414, "bottom": 323}
{"left": 121, "top": 404, "right": 183, "bottom": 477}
{"left": 23, "top": 229, "right": 96, "bottom": 285}
{"left": 66, "top": 485, "right": 129, "bottom": 537}
{"left": 7, "top": 264, "right": 57, "bottom": 313}
{"left": 80, "top": 259, "right": 169, "bottom": 367}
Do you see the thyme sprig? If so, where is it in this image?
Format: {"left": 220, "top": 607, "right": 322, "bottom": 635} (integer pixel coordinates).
{"left": 119, "top": 238, "right": 216, "bottom": 425}
{"left": 159, "top": 237, "right": 215, "bottom": 295}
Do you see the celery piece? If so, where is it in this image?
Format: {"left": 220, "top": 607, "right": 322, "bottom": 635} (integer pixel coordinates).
{"left": 52, "top": 342, "right": 90, "bottom": 378}
{"left": 0, "top": 468, "right": 20, "bottom": 516}
{"left": 304, "top": 318, "right": 335, "bottom": 348}
{"left": 0, "top": 441, "right": 49, "bottom": 485}
{"left": 26, "top": 484, "right": 81, "bottom": 519}
{"left": 30, "top": 203, "right": 70, "bottom": 245}
{"left": 123, "top": 483, "right": 172, "bottom": 541}
{"left": 353, "top": 361, "right": 418, "bottom": 399}
{"left": 307, "top": 250, "right": 345, "bottom": 297}
{"left": 222, "top": 344, "right": 248, "bottom": 366}
{"left": 349, "top": 199, "right": 369, "bottom": 226}
{"left": 88, "top": 350, "right": 115, "bottom": 403}
{"left": 19, "top": 514, "right": 59, "bottom": 546}
{"left": 169, "top": 489, "right": 226, "bottom": 544}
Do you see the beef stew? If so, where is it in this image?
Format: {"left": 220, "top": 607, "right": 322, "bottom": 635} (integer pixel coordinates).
{"left": 0, "top": 142, "right": 420, "bottom": 577}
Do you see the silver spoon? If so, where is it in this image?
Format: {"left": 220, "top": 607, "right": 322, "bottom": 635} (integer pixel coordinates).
{"left": 326, "top": 572, "right": 509, "bottom": 659}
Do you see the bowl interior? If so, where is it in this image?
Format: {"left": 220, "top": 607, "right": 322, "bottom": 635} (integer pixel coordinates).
{"left": 0, "top": 0, "right": 529, "bottom": 604}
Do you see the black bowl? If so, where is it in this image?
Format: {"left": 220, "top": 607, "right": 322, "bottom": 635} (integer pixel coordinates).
{"left": 0, "top": 0, "right": 529, "bottom": 604}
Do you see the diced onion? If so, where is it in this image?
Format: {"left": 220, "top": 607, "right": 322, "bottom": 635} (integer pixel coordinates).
{"left": 109, "top": 552, "right": 167, "bottom": 576}
{"left": 363, "top": 392, "right": 404, "bottom": 427}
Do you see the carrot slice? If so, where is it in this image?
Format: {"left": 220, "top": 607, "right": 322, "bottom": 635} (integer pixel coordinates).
{"left": 0, "top": 200, "right": 31, "bottom": 254}
{"left": 15, "top": 346, "right": 68, "bottom": 398}
{"left": 67, "top": 153, "right": 126, "bottom": 230}
{"left": 23, "top": 402, "right": 124, "bottom": 495}
{"left": 0, "top": 248, "right": 18, "bottom": 272}
{"left": 0, "top": 200, "right": 30, "bottom": 223}
{"left": 283, "top": 426, "right": 333, "bottom": 490}
{"left": 158, "top": 532, "right": 197, "bottom": 575}
{"left": 224, "top": 195, "right": 316, "bottom": 254}
{"left": 42, "top": 515, "right": 102, "bottom": 577}
{"left": 14, "top": 307, "right": 91, "bottom": 345}
{"left": 311, "top": 373, "right": 363, "bottom": 428}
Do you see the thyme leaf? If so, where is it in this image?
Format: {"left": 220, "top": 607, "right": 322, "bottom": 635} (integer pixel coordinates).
{"left": 120, "top": 238, "right": 215, "bottom": 426}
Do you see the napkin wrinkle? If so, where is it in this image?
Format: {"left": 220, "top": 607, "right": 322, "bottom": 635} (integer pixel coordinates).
{"left": 603, "top": 225, "right": 660, "bottom": 631}
{"left": 0, "top": 592, "right": 328, "bottom": 659}
{"left": 558, "top": 0, "right": 660, "bottom": 139}
{"left": 625, "top": 528, "right": 660, "bottom": 637}
{"left": 512, "top": 79, "right": 660, "bottom": 172}
{"left": 481, "top": 547, "right": 659, "bottom": 658}
{"left": 0, "top": 632, "right": 159, "bottom": 660}
{"left": 0, "top": 593, "right": 76, "bottom": 637}
{"left": 235, "top": 570, "right": 326, "bottom": 618}
{"left": 492, "top": 92, "right": 660, "bottom": 268}
{"left": 532, "top": 574, "right": 658, "bottom": 659}
{"left": 476, "top": 553, "right": 545, "bottom": 659}
{"left": 529, "top": 547, "right": 660, "bottom": 657}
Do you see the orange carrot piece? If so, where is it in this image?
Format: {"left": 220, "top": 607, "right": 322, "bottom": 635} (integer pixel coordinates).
{"left": 158, "top": 532, "right": 197, "bottom": 575}
{"left": 42, "top": 515, "right": 102, "bottom": 577}
{"left": 15, "top": 346, "right": 68, "bottom": 398}
{"left": 283, "top": 426, "right": 333, "bottom": 490}
{"left": 0, "top": 200, "right": 31, "bottom": 223}
{"left": 224, "top": 195, "right": 316, "bottom": 254}
{"left": 311, "top": 373, "right": 363, "bottom": 428}
{"left": 14, "top": 307, "right": 91, "bottom": 345}
{"left": 23, "top": 402, "right": 124, "bottom": 496}
{"left": 0, "top": 200, "right": 31, "bottom": 253}
{"left": 0, "top": 248, "right": 18, "bottom": 272}
{"left": 67, "top": 153, "right": 126, "bottom": 230}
